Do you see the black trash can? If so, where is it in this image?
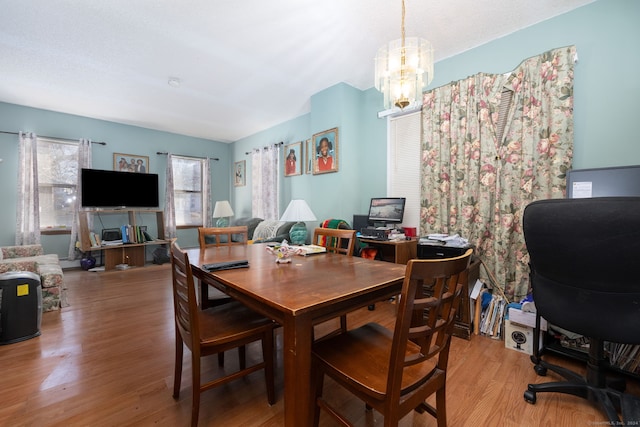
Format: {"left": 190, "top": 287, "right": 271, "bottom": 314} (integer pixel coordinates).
{"left": 0, "top": 271, "right": 42, "bottom": 345}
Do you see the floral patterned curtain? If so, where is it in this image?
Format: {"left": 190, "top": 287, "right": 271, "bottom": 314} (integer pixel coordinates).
{"left": 421, "top": 45, "right": 575, "bottom": 301}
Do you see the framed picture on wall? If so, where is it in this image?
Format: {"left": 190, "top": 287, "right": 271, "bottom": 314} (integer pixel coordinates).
{"left": 114, "top": 153, "right": 149, "bottom": 173}
{"left": 312, "top": 127, "right": 338, "bottom": 174}
{"left": 234, "top": 160, "right": 246, "bottom": 187}
{"left": 305, "top": 138, "right": 313, "bottom": 174}
{"left": 284, "top": 141, "right": 302, "bottom": 177}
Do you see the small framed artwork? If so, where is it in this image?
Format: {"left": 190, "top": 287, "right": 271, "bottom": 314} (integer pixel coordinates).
{"left": 114, "top": 153, "right": 149, "bottom": 173}
{"left": 305, "top": 138, "right": 313, "bottom": 174}
{"left": 234, "top": 160, "right": 246, "bottom": 187}
{"left": 312, "top": 127, "right": 339, "bottom": 175}
{"left": 284, "top": 141, "right": 302, "bottom": 177}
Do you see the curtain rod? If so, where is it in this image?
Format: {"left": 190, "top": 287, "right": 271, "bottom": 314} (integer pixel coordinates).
{"left": 156, "top": 151, "right": 219, "bottom": 161}
{"left": 245, "top": 141, "right": 283, "bottom": 155}
{"left": 0, "top": 130, "right": 106, "bottom": 145}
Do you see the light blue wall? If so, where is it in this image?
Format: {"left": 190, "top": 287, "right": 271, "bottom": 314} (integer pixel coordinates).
{"left": 1, "top": 0, "right": 637, "bottom": 255}
{"left": 232, "top": 83, "right": 386, "bottom": 236}
{"left": 429, "top": 0, "right": 640, "bottom": 169}
{"left": 0, "top": 102, "right": 229, "bottom": 252}
{"left": 230, "top": 0, "right": 640, "bottom": 228}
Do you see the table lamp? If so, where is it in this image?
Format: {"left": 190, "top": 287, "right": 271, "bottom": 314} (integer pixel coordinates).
{"left": 279, "top": 199, "right": 317, "bottom": 245}
{"left": 213, "top": 200, "right": 234, "bottom": 227}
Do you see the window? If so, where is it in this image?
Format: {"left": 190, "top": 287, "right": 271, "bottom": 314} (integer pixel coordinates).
{"left": 37, "top": 138, "right": 79, "bottom": 230}
{"left": 171, "top": 156, "right": 206, "bottom": 227}
{"left": 388, "top": 111, "right": 421, "bottom": 232}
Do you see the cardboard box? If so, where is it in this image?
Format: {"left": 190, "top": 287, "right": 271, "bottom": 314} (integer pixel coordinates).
{"left": 504, "top": 307, "right": 547, "bottom": 355}
{"left": 508, "top": 307, "right": 547, "bottom": 331}
{"left": 504, "top": 320, "right": 539, "bottom": 355}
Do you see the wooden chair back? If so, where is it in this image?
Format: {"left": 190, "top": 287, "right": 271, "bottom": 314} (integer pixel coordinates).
{"left": 170, "top": 240, "right": 276, "bottom": 426}
{"left": 197, "top": 226, "right": 248, "bottom": 248}
{"left": 171, "top": 240, "right": 199, "bottom": 351}
{"left": 311, "top": 227, "right": 357, "bottom": 338}
{"left": 393, "top": 248, "right": 472, "bottom": 378}
{"left": 311, "top": 227, "right": 356, "bottom": 256}
{"left": 311, "top": 248, "right": 473, "bottom": 426}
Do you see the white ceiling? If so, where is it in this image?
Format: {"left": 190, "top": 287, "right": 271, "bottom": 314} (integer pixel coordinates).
{"left": 0, "top": 0, "right": 594, "bottom": 143}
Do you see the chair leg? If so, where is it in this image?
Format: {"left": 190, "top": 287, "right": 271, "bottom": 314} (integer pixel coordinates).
{"left": 199, "top": 279, "right": 210, "bottom": 310}
{"left": 311, "top": 365, "right": 325, "bottom": 427}
{"left": 173, "top": 332, "right": 183, "bottom": 399}
{"left": 191, "top": 354, "right": 201, "bottom": 427}
{"left": 218, "top": 352, "right": 224, "bottom": 366}
{"left": 435, "top": 385, "right": 447, "bottom": 427}
{"left": 262, "top": 329, "right": 276, "bottom": 405}
{"left": 239, "top": 345, "right": 246, "bottom": 370}
{"left": 340, "top": 315, "right": 348, "bottom": 333}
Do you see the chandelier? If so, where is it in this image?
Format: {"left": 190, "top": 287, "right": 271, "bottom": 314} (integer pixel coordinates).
{"left": 374, "top": 0, "right": 434, "bottom": 110}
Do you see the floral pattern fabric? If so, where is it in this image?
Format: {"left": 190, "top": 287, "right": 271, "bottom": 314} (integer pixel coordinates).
{"left": 421, "top": 46, "right": 575, "bottom": 301}
{"left": 0, "top": 245, "right": 64, "bottom": 311}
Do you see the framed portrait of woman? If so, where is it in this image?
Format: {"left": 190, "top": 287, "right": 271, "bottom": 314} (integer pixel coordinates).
{"left": 284, "top": 141, "right": 302, "bottom": 177}
{"left": 312, "top": 127, "right": 338, "bottom": 175}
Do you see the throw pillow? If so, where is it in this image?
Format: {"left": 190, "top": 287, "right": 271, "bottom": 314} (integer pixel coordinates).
{"left": 253, "top": 220, "right": 284, "bottom": 241}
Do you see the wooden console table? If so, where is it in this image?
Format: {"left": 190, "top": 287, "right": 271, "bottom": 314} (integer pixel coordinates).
{"left": 358, "top": 237, "right": 417, "bottom": 265}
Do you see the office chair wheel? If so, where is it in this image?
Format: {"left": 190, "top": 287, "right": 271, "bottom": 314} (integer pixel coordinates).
{"left": 534, "top": 364, "right": 547, "bottom": 376}
{"left": 524, "top": 389, "right": 537, "bottom": 404}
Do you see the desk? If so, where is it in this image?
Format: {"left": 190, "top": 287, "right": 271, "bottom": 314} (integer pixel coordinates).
{"left": 359, "top": 237, "right": 417, "bottom": 264}
{"left": 187, "top": 245, "right": 405, "bottom": 426}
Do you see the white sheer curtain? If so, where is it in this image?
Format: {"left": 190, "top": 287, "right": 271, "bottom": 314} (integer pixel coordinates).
{"left": 251, "top": 145, "right": 280, "bottom": 220}
{"left": 203, "top": 158, "right": 212, "bottom": 227}
{"left": 68, "top": 139, "right": 92, "bottom": 259}
{"left": 16, "top": 132, "right": 40, "bottom": 245}
{"left": 164, "top": 154, "right": 177, "bottom": 239}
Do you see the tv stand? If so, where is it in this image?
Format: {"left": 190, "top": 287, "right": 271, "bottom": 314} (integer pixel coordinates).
{"left": 78, "top": 209, "right": 169, "bottom": 270}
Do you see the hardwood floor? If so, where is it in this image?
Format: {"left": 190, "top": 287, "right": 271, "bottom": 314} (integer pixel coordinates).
{"left": 0, "top": 265, "right": 637, "bottom": 426}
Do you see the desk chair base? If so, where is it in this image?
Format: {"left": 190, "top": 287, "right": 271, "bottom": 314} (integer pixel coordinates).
{"left": 524, "top": 338, "right": 640, "bottom": 423}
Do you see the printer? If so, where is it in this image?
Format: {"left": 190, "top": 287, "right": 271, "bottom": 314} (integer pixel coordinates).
{"left": 417, "top": 234, "right": 471, "bottom": 259}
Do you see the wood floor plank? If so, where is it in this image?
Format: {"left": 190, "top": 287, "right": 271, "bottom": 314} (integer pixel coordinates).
{"left": 0, "top": 264, "right": 637, "bottom": 426}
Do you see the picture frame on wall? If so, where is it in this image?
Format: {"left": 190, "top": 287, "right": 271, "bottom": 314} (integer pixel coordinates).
{"left": 305, "top": 138, "right": 313, "bottom": 174}
{"left": 284, "top": 141, "right": 302, "bottom": 177}
{"left": 312, "top": 127, "right": 338, "bottom": 174}
{"left": 234, "top": 160, "right": 246, "bottom": 187}
{"left": 114, "top": 153, "right": 149, "bottom": 173}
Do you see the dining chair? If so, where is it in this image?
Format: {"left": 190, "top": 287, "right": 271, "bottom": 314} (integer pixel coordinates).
{"left": 197, "top": 226, "right": 250, "bottom": 365}
{"left": 311, "top": 248, "right": 473, "bottom": 427}
{"left": 197, "top": 225, "right": 248, "bottom": 248}
{"left": 311, "top": 227, "right": 356, "bottom": 256}
{"left": 311, "top": 227, "right": 357, "bottom": 338}
{"left": 197, "top": 226, "right": 249, "bottom": 310}
{"left": 170, "top": 241, "right": 276, "bottom": 427}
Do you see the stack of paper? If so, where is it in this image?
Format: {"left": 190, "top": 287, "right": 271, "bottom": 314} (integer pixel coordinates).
{"left": 291, "top": 245, "right": 327, "bottom": 256}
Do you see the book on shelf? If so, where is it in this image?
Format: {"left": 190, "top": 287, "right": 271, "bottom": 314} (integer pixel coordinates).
{"left": 119, "top": 224, "right": 153, "bottom": 244}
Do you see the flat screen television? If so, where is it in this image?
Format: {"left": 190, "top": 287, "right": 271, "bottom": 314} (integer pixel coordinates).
{"left": 367, "top": 197, "right": 406, "bottom": 225}
{"left": 81, "top": 168, "right": 160, "bottom": 208}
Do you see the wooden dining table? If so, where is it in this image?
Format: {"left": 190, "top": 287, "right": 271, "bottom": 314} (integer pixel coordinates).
{"left": 186, "top": 244, "right": 406, "bottom": 426}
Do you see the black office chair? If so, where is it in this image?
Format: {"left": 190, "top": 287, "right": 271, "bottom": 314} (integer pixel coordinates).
{"left": 522, "top": 197, "right": 640, "bottom": 423}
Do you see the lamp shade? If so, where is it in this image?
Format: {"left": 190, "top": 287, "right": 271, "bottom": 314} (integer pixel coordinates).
{"left": 279, "top": 200, "right": 317, "bottom": 222}
{"left": 213, "top": 200, "right": 234, "bottom": 218}
{"left": 280, "top": 200, "right": 316, "bottom": 245}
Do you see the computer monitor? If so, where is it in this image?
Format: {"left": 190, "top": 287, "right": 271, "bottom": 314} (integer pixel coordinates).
{"left": 367, "top": 197, "right": 406, "bottom": 225}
